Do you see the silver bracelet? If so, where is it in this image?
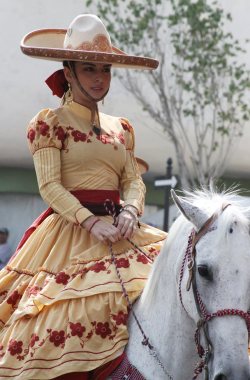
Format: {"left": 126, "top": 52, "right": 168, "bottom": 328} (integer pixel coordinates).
{"left": 121, "top": 206, "right": 138, "bottom": 220}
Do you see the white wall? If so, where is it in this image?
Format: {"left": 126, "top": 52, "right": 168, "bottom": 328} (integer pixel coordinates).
{"left": 1, "top": 0, "right": 250, "bottom": 178}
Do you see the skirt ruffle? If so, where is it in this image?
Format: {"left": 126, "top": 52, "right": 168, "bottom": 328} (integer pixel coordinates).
{"left": 0, "top": 214, "right": 166, "bottom": 379}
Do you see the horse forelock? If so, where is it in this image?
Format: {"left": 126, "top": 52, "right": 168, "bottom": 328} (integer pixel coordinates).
{"left": 141, "top": 188, "right": 250, "bottom": 309}
{"left": 183, "top": 188, "right": 247, "bottom": 212}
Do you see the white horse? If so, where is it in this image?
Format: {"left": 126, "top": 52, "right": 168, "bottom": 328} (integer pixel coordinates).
{"left": 121, "top": 189, "right": 250, "bottom": 380}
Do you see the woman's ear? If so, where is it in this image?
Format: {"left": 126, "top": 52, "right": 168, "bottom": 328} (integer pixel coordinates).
{"left": 63, "top": 66, "right": 72, "bottom": 83}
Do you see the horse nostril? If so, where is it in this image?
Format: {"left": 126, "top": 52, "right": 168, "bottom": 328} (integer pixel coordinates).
{"left": 214, "top": 375, "right": 227, "bottom": 380}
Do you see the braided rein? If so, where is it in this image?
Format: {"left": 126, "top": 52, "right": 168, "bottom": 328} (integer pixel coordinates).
{"left": 104, "top": 199, "right": 174, "bottom": 380}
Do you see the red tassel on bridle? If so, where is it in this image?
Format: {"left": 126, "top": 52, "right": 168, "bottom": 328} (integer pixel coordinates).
{"left": 45, "top": 69, "right": 68, "bottom": 98}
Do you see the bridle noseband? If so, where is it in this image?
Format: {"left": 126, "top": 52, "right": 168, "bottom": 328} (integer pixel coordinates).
{"left": 179, "top": 204, "right": 250, "bottom": 380}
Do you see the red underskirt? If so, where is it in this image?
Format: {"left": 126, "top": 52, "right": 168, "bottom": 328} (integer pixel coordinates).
{"left": 53, "top": 352, "right": 125, "bottom": 379}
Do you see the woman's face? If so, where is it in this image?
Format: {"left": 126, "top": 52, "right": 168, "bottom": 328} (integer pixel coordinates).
{"left": 64, "top": 62, "right": 111, "bottom": 104}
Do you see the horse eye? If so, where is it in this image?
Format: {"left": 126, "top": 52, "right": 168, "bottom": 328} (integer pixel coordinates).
{"left": 198, "top": 265, "right": 211, "bottom": 279}
{"left": 229, "top": 221, "right": 237, "bottom": 234}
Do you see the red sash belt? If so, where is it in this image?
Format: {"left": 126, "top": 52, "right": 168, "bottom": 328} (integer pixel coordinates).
{"left": 71, "top": 189, "right": 120, "bottom": 204}
{"left": 10, "top": 189, "right": 121, "bottom": 260}
{"left": 73, "top": 189, "right": 121, "bottom": 216}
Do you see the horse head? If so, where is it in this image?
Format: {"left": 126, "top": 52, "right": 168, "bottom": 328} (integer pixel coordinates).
{"left": 126, "top": 188, "right": 250, "bottom": 380}
{"left": 171, "top": 189, "right": 250, "bottom": 380}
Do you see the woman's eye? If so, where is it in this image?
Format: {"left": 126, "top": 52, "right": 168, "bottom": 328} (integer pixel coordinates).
{"left": 198, "top": 265, "right": 212, "bottom": 280}
{"left": 83, "top": 66, "right": 94, "bottom": 72}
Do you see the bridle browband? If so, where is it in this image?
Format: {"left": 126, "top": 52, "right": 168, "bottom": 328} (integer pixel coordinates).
{"left": 179, "top": 204, "right": 250, "bottom": 380}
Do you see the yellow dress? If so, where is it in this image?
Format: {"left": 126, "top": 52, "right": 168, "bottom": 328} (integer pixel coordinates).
{"left": 0, "top": 101, "right": 166, "bottom": 379}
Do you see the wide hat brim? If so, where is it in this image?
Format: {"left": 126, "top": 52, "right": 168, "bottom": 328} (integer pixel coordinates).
{"left": 20, "top": 29, "right": 159, "bottom": 70}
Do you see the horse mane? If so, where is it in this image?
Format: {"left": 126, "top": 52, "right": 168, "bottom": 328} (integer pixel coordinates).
{"left": 141, "top": 187, "right": 250, "bottom": 309}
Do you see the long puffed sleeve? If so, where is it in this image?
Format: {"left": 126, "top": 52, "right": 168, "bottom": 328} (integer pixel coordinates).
{"left": 119, "top": 118, "right": 146, "bottom": 215}
{"left": 27, "top": 109, "right": 94, "bottom": 224}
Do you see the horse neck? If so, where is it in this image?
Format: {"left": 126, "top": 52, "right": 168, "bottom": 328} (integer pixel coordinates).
{"left": 126, "top": 220, "right": 198, "bottom": 379}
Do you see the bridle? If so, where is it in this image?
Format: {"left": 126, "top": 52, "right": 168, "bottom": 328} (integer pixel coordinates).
{"left": 179, "top": 204, "right": 250, "bottom": 379}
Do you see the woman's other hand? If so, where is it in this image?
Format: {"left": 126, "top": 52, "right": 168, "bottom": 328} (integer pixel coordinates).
{"left": 115, "top": 208, "right": 137, "bottom": 240}
{"left": 82, "top": 216, "right": 122, "bottom": 243}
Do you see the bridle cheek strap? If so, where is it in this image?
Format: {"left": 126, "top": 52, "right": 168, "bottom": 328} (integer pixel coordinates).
{"left": 187, "top": 203, "right": 231, "bottom": 291}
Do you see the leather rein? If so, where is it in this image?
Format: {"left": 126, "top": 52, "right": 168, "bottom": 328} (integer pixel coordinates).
{"left": 179, "top": 204, "right": 250, "bottom": 380}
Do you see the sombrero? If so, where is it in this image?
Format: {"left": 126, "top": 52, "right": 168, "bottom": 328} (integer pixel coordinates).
{"left": 20, "top": 14, "right": 159, "bottom": 70}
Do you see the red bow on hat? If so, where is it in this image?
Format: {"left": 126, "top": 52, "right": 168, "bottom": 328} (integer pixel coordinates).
{"left": 45, "top": 69, "right": 68, "bottom": 98}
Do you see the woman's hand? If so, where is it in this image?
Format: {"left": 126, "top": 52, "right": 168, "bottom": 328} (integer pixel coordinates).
{"left": 115, "top": 209, "right": 137, "bottom": 239}
{"left": 82, "top": 216, "right": 122, "bottom": 243}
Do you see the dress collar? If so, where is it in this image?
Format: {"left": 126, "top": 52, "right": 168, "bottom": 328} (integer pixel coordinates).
{"left": 66, "top": 101, "right": 92, "bottom": 119}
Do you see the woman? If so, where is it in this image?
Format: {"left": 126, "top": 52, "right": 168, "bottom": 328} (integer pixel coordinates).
{"left": 0, "top": 14, "right": 167, "bottom": 379}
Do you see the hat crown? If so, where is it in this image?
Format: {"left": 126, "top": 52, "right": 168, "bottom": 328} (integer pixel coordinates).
{"left": 63, "top": 14, "right": 112, "bottom": 53}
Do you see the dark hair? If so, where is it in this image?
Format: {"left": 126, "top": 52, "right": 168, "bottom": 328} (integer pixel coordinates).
{"left": 63, "top": 61, "right": 75, "bottom": 68}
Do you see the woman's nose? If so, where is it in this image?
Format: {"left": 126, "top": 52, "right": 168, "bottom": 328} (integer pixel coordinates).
{"left": 94, "top": 74, "right": 102, "bottom": 82}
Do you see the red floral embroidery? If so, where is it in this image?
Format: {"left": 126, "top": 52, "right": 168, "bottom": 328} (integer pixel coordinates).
{"left": 7, "top": 290, "right": 21, "bottom": 307}
{"left": 148, "top": 247, "right": 160, "bottom": 259}
{"left": 26, "top": 285, "right": 41, "bottom": 297}
{"left": 89, "top": 261, "right": 106, "bottom": 273}
{"left": 71, "top": 130, "right": 87, "bottom": 142}
{"left": 136, "top": 254, "right": 149, "bottom": 264}
{"left": 97, "top": 134, "right": 113, "bottom": 144}
{"left": 69, "top": 322, "right": 86, "bottom": 338}
{"left": 149, "top": 247, "right": 158, "bottom": 253}
{"left": 27, "top": 128, "right": 36, "bottom": 143}
{"left": 49, "top": 330, "right": 66, "bottom": 347}
{"left": 1, "top": 312, "right": 125, "bottom": 362}
{"left": 55, "top": 126, "right": 66, "bottom": 141}
{"left": 117, "top": 132, "right": 125, "bottom": 145}
{"left": 27, "top": 118, "right": 129, "bottom": 151}
{"left": 29, "top": 334, "right": 39, "bottom": 348}
{"left": 8, "top": 339, "right": 23, "bottom": 356}
{"left": 38, "top": 121, "right": 50, "bottom": 136}
{"left": 112, "top": 311, "right": 128, "bottom": 326}
{"left": 95, "top": 322, "right": 112, "bottom": 339}
{"left": 55, "top": 271, "right": 70, "bottom": 285}
{"left": 115, "top": 258, "right": 130, "bottom": 268}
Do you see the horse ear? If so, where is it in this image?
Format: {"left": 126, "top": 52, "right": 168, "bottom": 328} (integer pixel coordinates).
{"left": 171, "top": 190, "right": 208, "bottom": 231}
